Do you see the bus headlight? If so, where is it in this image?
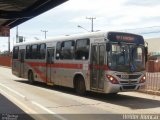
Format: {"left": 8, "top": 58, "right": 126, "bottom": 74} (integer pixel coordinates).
{"left": 106, "top": 75, "right": 119, "bottom": 84}
{"left": 139, "top": 76, "right": 146, "bottom": 83}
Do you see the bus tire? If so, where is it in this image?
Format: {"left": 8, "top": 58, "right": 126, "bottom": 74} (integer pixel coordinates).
{"left": 28, "top": 71, "right": 34, "bottom": 84}
{"left": 75, "top": 76, "right": 86, "bottom": 95}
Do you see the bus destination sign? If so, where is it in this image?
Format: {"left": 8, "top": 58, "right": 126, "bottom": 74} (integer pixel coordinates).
{"left": 115, "top": 35, "right": 134, "bottom": 42}
{"left": 107, "top": 32, "right": 144, "bottom": 44}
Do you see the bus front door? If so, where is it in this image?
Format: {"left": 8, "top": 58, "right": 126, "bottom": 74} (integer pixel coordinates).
{"left": 46, "top": 48, "right": 55, "bottom": 85}
{"left": 90, "top": 44, "right": 105, "bottom": 91}
{"left": 19, "top": 49, "right": 25, "bottom": 77}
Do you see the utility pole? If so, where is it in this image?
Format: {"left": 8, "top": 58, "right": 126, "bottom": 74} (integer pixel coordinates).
{"left": 41, "top": 30, "right": 48, "bottom": 39}
{"left": 86, "top": 17, "right": 96, "bottom": 32}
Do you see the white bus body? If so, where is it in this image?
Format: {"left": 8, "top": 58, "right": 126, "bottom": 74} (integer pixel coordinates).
{"left": 12, "top": 31, "right": 147, "bottom": 95}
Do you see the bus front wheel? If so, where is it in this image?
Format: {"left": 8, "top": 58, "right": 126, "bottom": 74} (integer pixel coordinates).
{"left": 75, "top": 77, "right": 86, "bottom": 95}
{"left": 28, "top": 71, "right": 34, "bottom": 84}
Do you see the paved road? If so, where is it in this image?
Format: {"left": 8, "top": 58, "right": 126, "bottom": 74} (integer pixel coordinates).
{"left": 0, "top": 67, "right": 160, "bottom": 120}
{"left": 0, "top": 94, "right": 34, "bottom": 120}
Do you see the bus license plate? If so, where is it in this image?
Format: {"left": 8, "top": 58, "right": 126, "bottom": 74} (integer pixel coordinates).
{"left": 121, "top": 75, "right": 129, "bottom": 79}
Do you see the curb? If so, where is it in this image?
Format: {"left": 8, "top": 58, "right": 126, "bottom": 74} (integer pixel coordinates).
{"left": 138, "top": 90, "right": 160, "bottom": 96}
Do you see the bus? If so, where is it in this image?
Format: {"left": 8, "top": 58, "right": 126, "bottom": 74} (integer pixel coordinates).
{"left": 12, "top": 31, "right": 148, "bottom": 95}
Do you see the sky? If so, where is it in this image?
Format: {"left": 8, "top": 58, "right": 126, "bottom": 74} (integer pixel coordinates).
{"left": 1, "top": 0, "right": 160, "bottom": 51}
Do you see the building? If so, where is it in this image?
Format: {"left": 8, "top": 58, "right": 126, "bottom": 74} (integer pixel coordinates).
{"left": 145, "top": 38, "right": 160, "bottom": 55}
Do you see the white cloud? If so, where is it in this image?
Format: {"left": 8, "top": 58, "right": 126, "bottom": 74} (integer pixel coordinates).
{"left": 6, "top": 0, "right": 160, "bottom": 51}
{"left": 70, "top": 16, "right": 88, "bottom": 23}
{"left": 63, "top": 0, "right": 159, "bottom": 32}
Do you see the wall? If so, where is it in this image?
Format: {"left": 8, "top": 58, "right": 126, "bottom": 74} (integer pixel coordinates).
{"left": 145, "top": 38, "right": 160, "bottom": 53}
{"left": 0, "top": 55, "right": 11, "bottom": 67}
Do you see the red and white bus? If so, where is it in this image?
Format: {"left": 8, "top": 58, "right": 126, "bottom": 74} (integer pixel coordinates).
{"left": 12, "top": 31, "right": 148, "bottom": 95}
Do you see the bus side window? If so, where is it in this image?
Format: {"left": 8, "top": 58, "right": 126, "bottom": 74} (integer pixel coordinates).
{"left": 26, "top": 45, "right": 30, "bottom": 59}
{"left": 56, "top": 42, "right": 62, "bottom": 59}
{"left": 31, "top": 44, "right": 38, "bottom": 59}
{"left": 75, "top": 39, "right": 90, "bottom": 60}
{"left": 61, "top": 40, "right": 75, "bottom": 59}
{"left": 13, "top": 46, "right": 19, "bottom": 59}
{"left": 39, "top": 43, "right": 46, "bottom": 59}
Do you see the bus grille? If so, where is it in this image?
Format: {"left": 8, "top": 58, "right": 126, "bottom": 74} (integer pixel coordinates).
{"left": 116, "top": 74, "right": 141, "bottom": 79}
{"left": 120, "top": 81, "right": 137, "bottom": 84}
{"left": 122, "top": 85, "right": 136, "bottom": 89}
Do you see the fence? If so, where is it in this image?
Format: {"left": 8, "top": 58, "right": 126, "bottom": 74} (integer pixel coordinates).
{"left": 140, "top": 54, "right": 160, "bottom": 95}
{"left": 145, "top": 72, "right": 160, "bottom": 91}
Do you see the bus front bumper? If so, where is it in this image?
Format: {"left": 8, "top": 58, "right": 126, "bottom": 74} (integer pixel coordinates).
{"left": 104, "top": 81, "right": 145, "bottom": 93}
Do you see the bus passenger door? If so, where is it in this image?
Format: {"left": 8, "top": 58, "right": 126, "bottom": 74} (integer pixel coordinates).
{"left": 19, "top": 49, "right": 25, "bottom": 77}
{"left": 46, "top": 47, "right": 55, "bottom": 85}
{"left": 90, "top": 44, "right": 105, "bottom": 91}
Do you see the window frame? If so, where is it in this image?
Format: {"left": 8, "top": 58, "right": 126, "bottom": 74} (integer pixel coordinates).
{"left": 39, "top": 43, "right": 46, "bottom": 59}
{"left": 13, "top": 46, "right": 19, "bottom": 59}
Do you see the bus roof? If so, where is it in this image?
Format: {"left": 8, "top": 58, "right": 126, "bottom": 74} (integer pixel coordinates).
{"left": 14, "top": 31, "right": 107, "bottom": 46}
{"left": 14, "top": 31, "right": 144, "bottom": 47}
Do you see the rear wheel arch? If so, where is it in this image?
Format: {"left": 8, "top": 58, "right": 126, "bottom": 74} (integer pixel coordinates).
{"left": 73, "top": 74, "right": 86, "bottom": 95}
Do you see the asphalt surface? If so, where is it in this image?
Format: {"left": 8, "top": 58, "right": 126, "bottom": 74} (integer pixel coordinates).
{"left": 0, "top": 94, "right": 34, "bottom": 120}
{"left": 0, "top": 66, "right": 160, "bottom": 120}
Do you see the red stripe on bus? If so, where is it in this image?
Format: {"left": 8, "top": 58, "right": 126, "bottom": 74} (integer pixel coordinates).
{"left": 26, "top": 62, "right": 109, "bottom": 71}
{"left": 26, "top": 62, "right": 46, "bottom": 82}
{"left": 27, "top": 62, "right": 46, "bottom": 67}
{"left": 33, "top": 67, "right": 47, "bottom": 82}
{"left": 51, "top": 63, "right": 83, "bottom": 69}
{"left": 26, "top": 62, "right": 83, "bottom": 69}
{"left": 26, "top": 62, "right": 83, "bottom": 83}
{"left": 89, "top": 64, "right": 109, "bottom": 70}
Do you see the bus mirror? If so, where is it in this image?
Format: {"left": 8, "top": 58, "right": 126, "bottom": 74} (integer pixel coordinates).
{"left": 145, "top": 47, "right": 148, "bottom": 62}
{"left": 106, "top": 43, "right": 111, "bottom": 52}
{"left": 145, "top": 47, "right": 148, "bottom": 54}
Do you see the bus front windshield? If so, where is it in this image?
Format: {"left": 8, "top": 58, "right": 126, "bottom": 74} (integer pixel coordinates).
{"left": 107, "top": 43, "right": 145, "bottom": 72}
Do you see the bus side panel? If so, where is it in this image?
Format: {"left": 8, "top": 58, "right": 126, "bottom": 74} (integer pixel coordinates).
{"left": 12, "top": 59, "right": 21, "bottom": 77}
{"left": 53, "top": 60, "right": 90, "bottom": 90}
{"left": 24, "top": 60, "right": 47, "bottom": 83}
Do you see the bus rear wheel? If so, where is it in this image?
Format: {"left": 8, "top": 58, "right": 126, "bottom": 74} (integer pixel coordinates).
{"left": 75, "top": 77, "right": 86, "bottom": 95}
{"left": 28, "top": 71, "right": 34, "bottom": 84}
